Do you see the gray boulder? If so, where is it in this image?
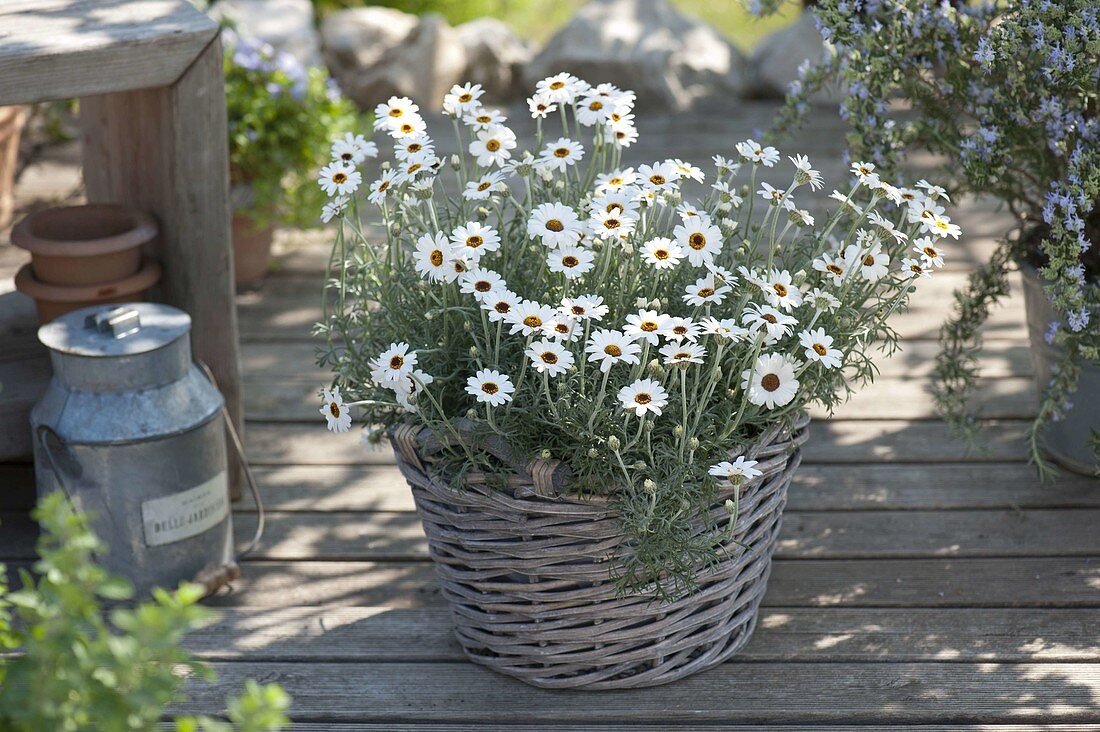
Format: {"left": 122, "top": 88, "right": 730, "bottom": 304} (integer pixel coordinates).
{"left": 748, "top": 12, "right": 838, "bottom": 102}
{"left": 211, "top": 0, "right": 321, "bottom": 67}
{"left": 455, "top": 18, "right": 532, "bottom": 101}
{"left": 524, "top": 0, "right": 747, "bottom": 111}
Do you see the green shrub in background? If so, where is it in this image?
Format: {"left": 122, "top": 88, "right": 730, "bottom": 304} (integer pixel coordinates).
{"left": 223, "top": 26, "right": 361, "bottom": 227}
{"left": 0, "top": 492, "right": 290, "bottom": 732}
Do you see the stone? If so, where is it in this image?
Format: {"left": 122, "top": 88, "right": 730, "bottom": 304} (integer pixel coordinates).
{"left": 455, "top": 18, "right": 532, "bottom": 102}
{"left": 321, "top": 10, "right": 466, "bottom": 110}
{"left": 210, "top": 0, "right": 321, "bottom": 67}
{"left": 748, "top": 12, "right": 838, "bottom": 102}
{"left": 524, "top": 0, "right": 747, "bottom": 111}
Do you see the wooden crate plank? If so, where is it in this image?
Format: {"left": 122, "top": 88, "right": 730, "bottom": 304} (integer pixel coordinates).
{"left": 178, "top": 660, "right": 1100, "bottom": 724}
{"left": 200, "top": 557, "right": 1100, "bottom": 608}
{"left": 243, "top": 420, "right": 1033, "bottom": 465}
{"left": 0, "top": 0, "right": 218, "bottom": 105}
{"left": 186, "top": 606, "right": 1100, "bottom": 663}
{"left": 238, "top": 271, "right": 1029, "bottom": 343}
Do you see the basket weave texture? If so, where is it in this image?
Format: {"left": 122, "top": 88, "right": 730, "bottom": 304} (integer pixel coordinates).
{"left": 389, "top": 413, "right": 810, "bottom": 689}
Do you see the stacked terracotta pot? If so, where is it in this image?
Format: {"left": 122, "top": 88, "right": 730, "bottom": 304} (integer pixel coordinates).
{"left": 12, "top": 204, "right": 162, "bottom": 323}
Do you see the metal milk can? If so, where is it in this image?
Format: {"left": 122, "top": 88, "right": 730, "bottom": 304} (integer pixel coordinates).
{"left": 31, "top": 303, "right": 234, "bottom": 597}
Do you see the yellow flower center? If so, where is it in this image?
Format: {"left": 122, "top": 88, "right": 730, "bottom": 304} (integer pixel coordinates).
{"left": 477, "top": 115, "right": 490, "bottom": 123}
{"left": 458, "top": 93, "right": 473, "bottom": 103}
{"left": 826, "top": 263, "right": 843, "bottom": 275}
{"left": 477, "top": 181, "right": 491, "bottom": 191}
{"left": 640, "top": 321, "right": 658, "bottom": 332}
{"left": 923, "top": 247, "right": 937, "bottom": 258}
{"left": 482, "top": 382, "right": 499, "bottom": 395}
{"left": 697, "top": 287, "right": 715, "bottom": 298}
{"left": 407, "top": 143, "right": 422, "bottom": 153}
{"left": 389, "top": 355, "right": 404, "bottom": 370}
{"left": 570, "top": 305, "right": 585, "bottom": 315}
{"left": 762, "top": 314, "right": 777, "bottom": 324}
{"left": 486, "top": 139, "right": 501, "bottom": 152}
{"left": 545, "top": 219, "right": 564, "bottom": 232}
{"left": 494, "top": 302, "right": 511, "bottom": 314}
{"left": 474, "top": 280, "right": 492, "bottom": 292}
{"left": 329, "top": 402, "right": 340, "bottom": 417}
{"left": 540, "top": 352, "right": 558, "bottom": 364}
{"left": 554, "top": 323, "right": 569, "bottom": 334}
{"left": 634, "top": 393, "right": 652, "bottom": 405}
{"left": 604, "top": 344, "right": 622, "bottom": 357}
{"left": 466, "top": 235, "right": 484, "bottom": 248}
{"left": 650, "top": 174, "right": 666, "bottom": 185}
{"left": 333, "top": 172, "right": 347, "bottom": 184}
{"left": 675, "top": 352, "right": 690, "bottom": 360}
{"left": 562, "top": 255, "right": 579, "bottom": 267}
{"left": 654, "top": 249, "right": 669, "bottom": 260}
{"left": 524, "top": 315, "right": 542, "bottom": 327}
{"left": 389, "top": 108, "right": 403, "bottom": 118}
{"left": 429, "top": 250, "right": 444, "bottom": 266}
{"left": 554, "top": 147, "right": 570, "bottom": 158}
{"left": 761, "top": 373, "right": 781, "bottom": 391}
{"left": 688, "top": 233, "right": 706, "bottom": 250}
{"left": 550, "top": 80, "right": 565, "bottom": 90}
{"left": 813, "top": 343, "right": 828, "bottom": 356}
{"left": 773, "top": 283, "right": 788, "bottom": 297}
{"left": 399, "top": 123, "right": 414, "bottom": 134}
{"left": 863, "top": 255, "right": 875, "bottom": 266}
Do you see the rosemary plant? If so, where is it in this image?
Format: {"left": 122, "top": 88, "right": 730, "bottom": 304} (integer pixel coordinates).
{"left": 770, "top": 0, "right": 1100, "bottom": 473}
{"left": 317, "top": 76, "right": 961, "bottom": 596}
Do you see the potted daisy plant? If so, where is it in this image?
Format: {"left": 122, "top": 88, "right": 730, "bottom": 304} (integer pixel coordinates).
{"left": 316, "top": 75, "right": 961, "bottom": 688}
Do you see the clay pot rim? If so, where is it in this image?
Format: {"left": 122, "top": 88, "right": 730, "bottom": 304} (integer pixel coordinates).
{"left": 14, "top": 258, "right": 161, "bottom": 302}
{"left": 12, "top": 204, "right": 158, "bottom": 258}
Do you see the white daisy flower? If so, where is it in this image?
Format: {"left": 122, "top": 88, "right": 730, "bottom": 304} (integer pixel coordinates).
{"left": 799, "top": 328, "right": 842, "bottom": 369}
{"left": 576, "top": 95, "right": 611, "bottom": 126}
{"left": 591, "top": 189, "right": 641, "bottom": 218}
{"left": 908, "top": 199, "right": 946, "bottom": 225}
{"left": 543, "top": 316, "right": 581, "bottom": 341}
{"left": 443, "top": 82, "right": 484, "bottom": 116}
{"left": 561, "top": 294, "right": 608, "bottom": 322}
{"left": 712, "top": 155, "right": 741, "bottom": 175}
{"left": 393, "top": 134, "right": 434, "bottom": 161}
{"left": 700, "top": 317, "right": 748, "bottom": 341}
{"left": 624, "top": 309, "right": 671, "bottom": 345}
{"left": 450, "top": 222, "right": 500, "bottom": 262}
{"left": 683, "top": 274, "right": 731, "bottom": 307}
{"left": 736, "top": 139, "right": 780, "bottom": 167}
{"left": 585, "top": 329, "right": 642, "bottom": 372}
{"left": 413, "top": 232, "right": 455, "bottom": 283}
{"left": 482, "top": 289, "right": 521, "bottom": 322}
{"left": 459, "top": 267, "right": 505, "bottom": 300}
{"left": 674, "top": 215, "right": 723, "bottom": 267}
{"left": 331, "top": 133, "right": 377, "bottom": 165}
{"left": 589, "top": 208, "right": 636, "bottom": 239}
{"left": 465, "top": 368, "right": 514, "bottom": 406}
{"left": 805, "top": 288, "right": 841, "bottom": 311}
{"left": 318, "top": 161, "right": 361, "bottom": 197}
{"left": 812, "top": 252, "right": 849, "bottom": 286}
{"left": 711, "top": 180, "right": 744, "bottom": 209}
{"left": 526, "top": 338, "right": 575, "bottom": 376}
{"left": 638, "top": 162, "right": 680, "bottom": 192}
{"left": 916, "top": 179, "right": 951, "bottom": 201}
{"left": 508, "top": 300, "right": 558, "bottom": 336}
{"left": 927, "top": 215, "right": 962, "bottom": 240}
{"left": 642, "top": 237, "right": 684, "bottom": 270}
{"left": 867, "top": 210, "right": 908, "bottom": 243}
{"left": 877, "top": 182, "right": 905, "bottom": 206}
{"left": 765, "top": 269, "right": 803, "bottom": 310}
{"left": 469, "top": 124, "right": 517, "bottom": 167}
{"left": 670, "top": 159, "right": 705, "bottom": 183}
{"left": 320, "top": 195, "right": 349, "bottom": 224}
{"left": 757, "top": 181, "right": 788, "bottom": 206}
{"left": 846, "top": 243, "right": 890, "bottom": 282}
{"left": 388, "top": 114, "right": 427, "bottom": 139}
{"left": 664, "top": 316, "right": 702, "bottom": 343}
{"left": 742, "top": 304, "right": 798, "bottom": 343}
{"left": 538, "top": 137, "right": 585, "bottom": 172}
{"left": 528, "top": 202, "right": 584, "bottom": 248}
{"left": 528, "top": 94, "right": 556, "bottom": 119}
{"left": 547, "top": 246, "right": 596, "bottom": 278}
{"left": 371, "top": 342, "right": 417, "bottom": 385}
{"left": 913, "top": 237, "right": 946, "bottom": 268}
{"left": 789, "top": 154, "right": 823, "bottom": 190}
{"left": 786, "top": 205, "right": 815, "bottom": 227}
{"left": 900, "top": 257, "right": 932, "bottom": 280}
{"left": 709, "top": 456, "right": 763, "bottom": 483}
{"left": 374, "top": 96, "right": 419, "bottom": 130}
{"left": 463, "top": 171, "right": 506, "bottom": 200}
{"left": 618, "top": 378, "right": 669, "bottom": 417}
{"left": 850, "top": 161, "right": 881, "bottom": 187}
{"left": 610, "top": 122, "right": 639, "bottom": 149}
{"left": 536, "top": 72, "right": 581, "bottom": 104}
{"left": 320, "top": 386, "right": 352, "bottom": 433}
{"left": 367, "top": 169, "right": 399, "bottom": 205}
{"left": 741, "top": 353, "right": 800, "bottom": 409}
{"left": 392, "top": 151, "right": 436, "bottom": 183}
{"left": 660, "top": 341, "right": 706, "bottom": 366}
{"left": 463, "top": 107, "right": 507, "bottom": 131}
{"left": 392, "top": 368, "right": 434, "bottom": 414}
{"left": 595, "top": 168, "right": 637, "bottom": 192}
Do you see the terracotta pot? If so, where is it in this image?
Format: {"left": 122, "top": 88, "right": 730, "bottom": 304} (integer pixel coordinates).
{"left": 0, "top": 105, "right": 26, "bottom": 230}
{"left": 15, "top": 258, "right": 162, "bottom": 324}
{"left": 11, "top": 204, "right": 157, "bottom": 286}
{"left": 232, "top": 212, "right": 275, "bottom": 287}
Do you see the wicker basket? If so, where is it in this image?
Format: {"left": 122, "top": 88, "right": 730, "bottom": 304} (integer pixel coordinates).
{"left": 389, "top": 413, "right": 810, "bottom": 689}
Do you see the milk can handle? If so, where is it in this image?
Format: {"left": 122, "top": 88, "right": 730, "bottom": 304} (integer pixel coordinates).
{"left": 36, "top": 424, "right": 126, "bottom": 540}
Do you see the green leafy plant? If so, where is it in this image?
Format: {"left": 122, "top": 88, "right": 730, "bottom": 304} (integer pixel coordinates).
{"left": 0, "top": 492, "right": 290, "bottom": 732}
{"left": 771, "top": 0, "right": 1100, "bottom": 473}
{"left": 222, "top": 26, "right": 359, "bottom": 227}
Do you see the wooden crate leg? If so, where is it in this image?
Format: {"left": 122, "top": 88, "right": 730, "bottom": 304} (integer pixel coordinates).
{"left": 81, "top": 36, "right": 245, "bottom": 500}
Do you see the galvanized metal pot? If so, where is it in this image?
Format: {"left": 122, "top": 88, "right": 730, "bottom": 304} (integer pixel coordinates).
{"left": 1020, "top": 263, "right": 1100, "bottom": 474}
{"left": 31, "top": 303, "right": 234, "bottom": 596}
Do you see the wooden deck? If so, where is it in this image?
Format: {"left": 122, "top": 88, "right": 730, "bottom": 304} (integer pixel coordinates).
{"left": 2, "top": 104, "right": 1100, "bottom": 729}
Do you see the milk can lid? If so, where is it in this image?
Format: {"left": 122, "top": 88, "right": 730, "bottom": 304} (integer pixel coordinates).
{"left": 38, "top": 303, "right": 191, "bottom": 358}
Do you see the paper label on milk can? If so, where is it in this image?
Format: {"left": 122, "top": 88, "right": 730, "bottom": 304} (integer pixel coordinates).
{"left": 141, "top": 472, "right": 229, "bottom": 547}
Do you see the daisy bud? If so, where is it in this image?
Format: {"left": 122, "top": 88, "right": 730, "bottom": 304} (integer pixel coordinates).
{"left": 689, "top": 437, "right": 700, "bottom": 450}
{"left": 650, "top": 298, "right": 663, "bottom": 309}
{"left": 634, "top": 297, "right": 648, "bottom": 308}
{"left": 469, "top": 346, "right": 479, "bottom": 358}
{"left": 463, "top": 321, "right": 471, "bottom": 331}
{"left": 424, "top": 311, "right": 435, "bottom": 320}
{"left": 450, "top": 154, "right": 461, "bottom": 170}
{"left": 540, "top": 449, "right": 552, "bottom": 459}
{"left": 727, "top": 388, "right": 737, "bottom": 397}
{"left": 607, "top": 435, "right": 621, "bottom": 451}
{"left": 553, "top": 179, "right": 564, "bottom": 190}
{"left": 724, "top": 499, "right": 736, "bottom": 514}
{"left": 679, "top": 498, "right": 690, "bottom": 511}
{"left": 722, "top": 218, "right": 738, "bottom": 231}
{"left": 648, "top": 361, "right": 665, "bottom": 379}
{"left": 633, "top": 460, "right": 646, "bottom": 470}
{"left": 587, "top": 448, "right": 599, "bottom": 458}
{"left": 794, "top": 168, "right": 812, "bottom": 187}
{"left": 644, "top": 420, "right": 653, "bottom": 432}
{"left": 718, "top": 201, "right": 732, "bottom": 213}
{"left": 673, "top": 425, "right": 684, "bottom": 437}
{"left": 540, "top": 170, "right": 554, "bottom": 183}
{"left": 390, "top": 221, "right": 401, "bottom": 236}
{"left": 620, "top": 242, "right": 634, "bottom": 254}
{"left": 465, "top": 408, "right": 477, "bottom": 420}
{"left": 380, "top": 161, "right": 391, "bottom": 171}
{"left": 643, "top": 479, "right": 657, "bottom": 494}
{"left": 417, "top": 281, "right": 429, "bottom": 291}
